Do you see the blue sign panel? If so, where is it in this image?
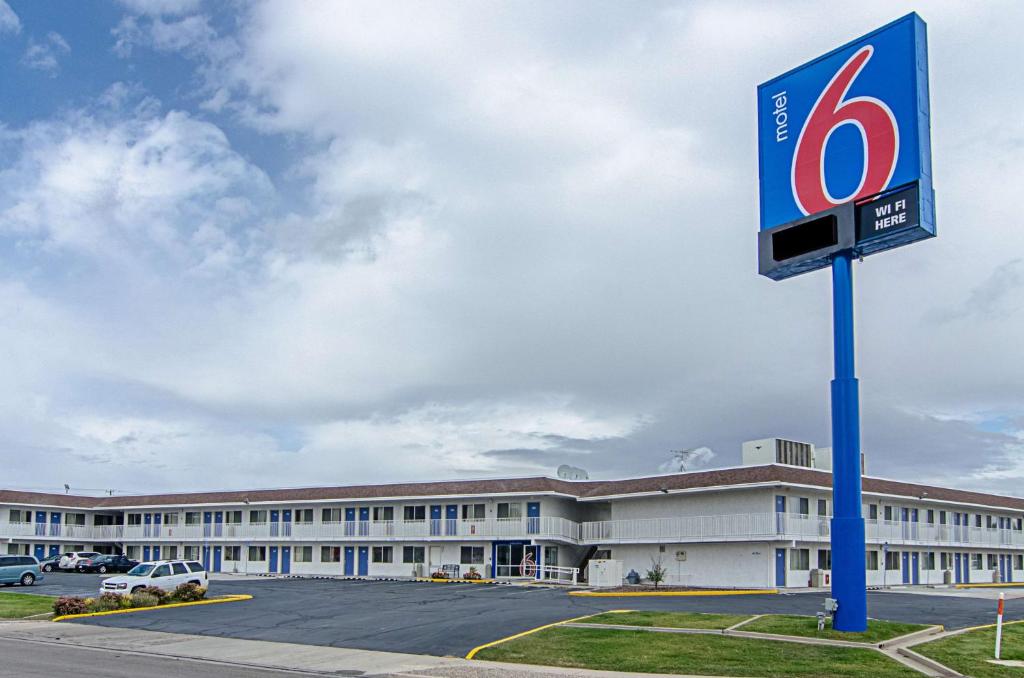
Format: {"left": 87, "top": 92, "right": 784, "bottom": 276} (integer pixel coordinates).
{"left": 757, "top": 13, "right": 934, "bottom": 263}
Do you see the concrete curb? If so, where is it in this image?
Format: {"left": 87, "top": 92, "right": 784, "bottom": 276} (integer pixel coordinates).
{"left": 895, "top": 647, "right": 962, "bottom": 677}
{"left": 569, "top": 589, "right": 778, "bottom": 597}
{"left": 877, "top": 625, "right": 944, "bottom": 649}
{"left": 53, "top": 594, "right": 252, "bottom": 622}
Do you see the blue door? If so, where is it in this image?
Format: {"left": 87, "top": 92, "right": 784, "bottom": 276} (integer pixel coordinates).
{"left": 282, "top": 510, "right": 292, "bottom": 537}
{"left": 526, "top": 502, "right": 540, "bottom": 534}
{"left": 430, "top": 505, "right": 442, "bottom": 536}
{"left": 775, "top": 496, "right": 786, "bottom": 533}
{"left": 203, "top": 512, "right": 212, "bottom": 538}
{"left": 281, "top": 546, "right": 291, "bottom": 574}
{"left": 213, "top": 546, "right": 222, "bottom": 572}
{"left": 48, "top": 544, "right": 59, "bottom": 557}
{"left": 344, "top": 546, "right": 355, "bottom": 575}
{"left": 35, "top": 511, "right": 46, "bottom": 536}
{"left": 50, "top": 512, "right": 61, "bottom": 537}
{"left": 270, "top": 510, "right": 280, "bottom": 537}
{"left": 143, "top": 546, "right": 151, "bottom": 561}
{"left": 999, "top": 555, "right": 1006, "bottom": 583}
{"left": 775, "top": 548, "right": 786, "bottom": 587}
{"left": 214, "top": 511, "right": 223, "bottom": 537}
{"left": 33, "top": 544, "right": 45, "bottom": 560}
{"left": 901, "top": 552, "right": 910, "bottom": 584}
{"left": 954, "top": 553, "right": 962, "bottom": 583}
{"left": 154, "top": 513, "right": 162, "bottom": 537}
{"left": 144, "top": 513, "right": 152, "bottom": 537}
{"left": 358, "top": 508, "right": 369, "bottom": 536}
{"left": 358, "top": 546, "right": 369, "bottom": 576}
{"left": 445, "top": 505, "right": 458, "bottom": 535}
{"left": 345, "top": 508, "right": 356, "bottom": 536}
{"left": 269, "top": 546, "right": 279, "bottom": 573}
{"left": 911, "top": 552, "right": 919, "bottom": 584}
{"left": 153, "top": 546, "right": 161, "bottom": 560}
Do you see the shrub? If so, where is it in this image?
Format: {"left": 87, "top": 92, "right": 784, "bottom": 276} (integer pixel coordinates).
{"left": 430, "top": 570, "right": 447, "bottom": 579}
{"left": 90, "top": 592, "right": 129, "bottom": 612}
{"left": 463, "top": 567, "right": 482, "bottom": 580}
{"left": 646, "top": 556, "right": 668, "bottom": 589}
{"left": 171, "top": 582, "right": 207, "bottom": 602}
{"left": 53, "top": 596, "right": 88, "bottom": 616}
{"left": 130, "top": 592, "right": 159, "bottom": 608}
{"left": 135, "top": 586, "right": 171, "bottom": 605}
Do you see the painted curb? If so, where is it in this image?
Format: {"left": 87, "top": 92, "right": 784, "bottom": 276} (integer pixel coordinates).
{"left": 569, "top": 589, "right": 778, "bottom": 597}
{"left": 52, "top": 594, "right": 253, "bottom": 622}
{"left": 414, "top": 577, "right": 497, "bottom": 584}
{"left": 466, "top": 612, "right": 605, "bottom": 659}
{"left": 954, "top": 582, "right": 1024, "bottom": 589}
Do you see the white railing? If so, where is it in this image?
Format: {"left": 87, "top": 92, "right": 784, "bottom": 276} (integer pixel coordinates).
{"left": 539, "top": 564, "right": 580, "bottom": 584}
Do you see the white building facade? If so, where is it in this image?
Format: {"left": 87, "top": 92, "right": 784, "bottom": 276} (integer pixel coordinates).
{"left": 2, "top": 438, "right": 1022, "bottom": 588}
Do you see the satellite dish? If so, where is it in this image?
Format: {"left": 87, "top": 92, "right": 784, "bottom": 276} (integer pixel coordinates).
{"left": 557, "top": 464, "right": 589, "bottom": 480}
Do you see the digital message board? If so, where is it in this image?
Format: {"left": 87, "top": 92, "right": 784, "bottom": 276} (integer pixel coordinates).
{"left": 757, "top": 13, "right": 935, "bottom": 280}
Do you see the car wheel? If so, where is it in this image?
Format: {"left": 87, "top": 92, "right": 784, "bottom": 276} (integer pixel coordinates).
{"left": 131, "top": 586, "right": 145, "bottom": 594}
{"left": 98, "top": 565, "right": 107, "bottom": 573}
{"left": 42, "top": 564, "right": 53, "bottom": 572}
{"left": 20, "top": 573, "right": 35, "bottom": 586}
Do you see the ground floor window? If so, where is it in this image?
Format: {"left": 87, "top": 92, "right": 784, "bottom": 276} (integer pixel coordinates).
{"left": 164, "top": 545, "right": 178, "bottom": 560}
{"left": 321, "top": 546, "right": 341, "bottom": 562}
{"left": 789, "top": 548, "right": 809, "bottom": 570}
{"left": 184, "top": 546, "right": 200, "bottom": 561}
{"left": 225, "top": 546, "right": 241, "bottom": 561}
{"left": 248, "top": 546, "right": 266, "bottom": 562}
{"left": 1015, "top": 555, "right": 1023, "bottom": 570}
{"left": 127, "top": 545, "right": 141, "bottom": 560}
{"left": 885, "top": 551, "right": 900, "bottom": 571}
{"left": 461, "top": 546, "right": 484, "bottom": 565}
{"left": 866, "top": 551, "right": 879, "bottom": 570}
{"left": 403, "top": 546, "right": 425, "bottom": 563}
{"left": 923, "top": 552, "right": 936, "bottom": 570}
{"left": 971, "top": 554, "right": 983, "bottom": 570}
{"left": 544, "top": 546, "right": 559, "bottom": 567}
{"left": 594, "top": 549, "right": 612, "bottom": 560}
{"left": 372, "top": 546, "right": 393, "bottom": 563}
{"left": 293, "top": 546, "right": 312, "bottom": 562}
{"left": 817, "top": 549, "right": 831, "bottom": 570}
{"left": 7, "top": 543, "right": 27, "bottom": 555}
{"left": 941, "top": 553, "right": 951, "bottom": 570}
{"left": 987, "top": 554, "right": 998, "bottom": 570}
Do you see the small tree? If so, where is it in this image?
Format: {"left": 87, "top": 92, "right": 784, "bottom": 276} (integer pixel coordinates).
{"left": 647, "top": 556, "right": 668, "bottom": 588}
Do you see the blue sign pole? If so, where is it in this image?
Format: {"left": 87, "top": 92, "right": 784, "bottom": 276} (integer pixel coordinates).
{"left": 829, "top": 251, "right": 867, "bottom": 632}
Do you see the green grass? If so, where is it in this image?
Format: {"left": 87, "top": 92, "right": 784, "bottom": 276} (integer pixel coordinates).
{"left": 475, "top": 626, "right": 919, "bottom": 677}
{"left": 0, "top": 591, "right": 56, "bottom": 619}
{"left": 915, "top": 621, "right": 1024, "bottom": 678}
{"left": 586, "top": 610, "right": 753, "bottom": 630}
{"left": 740, "top": 615, "right": 929, "bottom": 644}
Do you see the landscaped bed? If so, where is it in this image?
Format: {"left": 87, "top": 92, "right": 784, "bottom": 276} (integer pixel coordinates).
{"left": 473, "top": 626, "right": 919, "bottom": 677}
{"left": 915, "top": 621, "right": 1024, "bottom": 678}
{"left": 585, "top": 610, "right": 752, "bottom": 630}
{"left": 739, "top": 614, "right": 930, "bottom": 643}
{"left": 53, "top": 582, "right": 207, "bottom": 616}
{"left": 0, "top": 591, "right": 57, "bottom": 619}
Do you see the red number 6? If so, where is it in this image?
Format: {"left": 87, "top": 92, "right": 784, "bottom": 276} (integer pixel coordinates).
{"left": 791, "top": 46, "right": 899, "bottom": 215}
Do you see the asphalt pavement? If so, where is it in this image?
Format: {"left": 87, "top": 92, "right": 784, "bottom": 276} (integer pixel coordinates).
{"left": 62, "top": 576, "right": 1024, "bottom": 656}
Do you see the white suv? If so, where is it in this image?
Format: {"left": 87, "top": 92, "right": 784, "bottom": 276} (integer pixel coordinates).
{"left": 60, "top": 552, "right": 101, "bottom": 570}
{"left": 100, "top": 560, "right": 208, "bottom": 595}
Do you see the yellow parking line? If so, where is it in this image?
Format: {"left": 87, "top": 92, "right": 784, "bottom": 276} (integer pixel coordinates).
{"left": 465, "top": 612, "right": 604, "bottom": 659}
{"left": 569, "top": 589, "right": 778, "bottom": 597}
{"left": 53, "top": 594, "right": 253, "bottom": 622}
{"left": 954, "top": 582, "right": 1024, "bottom": 589}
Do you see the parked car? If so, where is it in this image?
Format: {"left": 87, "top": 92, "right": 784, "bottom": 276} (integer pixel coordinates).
{"left": 0, "top": 555, "right": 44, "bottom": 587}
{"left": 100, "top": 560, "right": 207, "bottom": 595}
{"left": 78, "top": 554, "right": 138, "bottom": 574}
{"left": 59, "top": 552, "right": 101, "bottom": 570}
{"left": 38, "top": 553, "right": 67, "bottom": 573}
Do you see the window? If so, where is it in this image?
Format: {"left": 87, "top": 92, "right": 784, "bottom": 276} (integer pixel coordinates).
{"left": 971, "top": 554, "right": 983, "bottom": 570}
{"left": 184, "top": 512, "right": 201, "bottom": 525}
{"left": 403, "top": 506, "right": 426, "bottom": 522}
{"left": 321, "top": 546, "right": 341, "bottom": 562}
{"left": 128, "top": 513, "right": 142, "bottom": 526}
{"left": 8, "top": 509, "right": 26, "bottom": 523}
{"left": 1016, "top": 555, "right": 1023, "bottom": 570}
{"left": 225, "top": 511, "right": 242, "bottom": 524}
{"left": 817, "top": 549, "right": 831, "bottom": 570}
{"left": 987, "top": 554, "right": 998, "bottom": 570}
{"left": 975, "top": 514, "right": 982, "bottom": 528}
{"left": 163, "top": 513, "right": 179, "bottom": 525}
{"left": 172, "top": 562, "right": 187, "bottom": 575}
{"left": 789, "top": 548, "right": 809, "bottom": 570}
{"left": 372, "top": 546, "right": 393, "bottom": 563}
{"left": 184, "top": 546, "right": 200, "bottom": 560}
{"left": 462, "top": 504, "right": 485, "bottom": 520}
{"left": 322, "top": 508, "right": 344, "bottom": 523}
{"left": 373, "top": 506, "right": 394, "bottom": 522}
{"left": 926, "top": 510, "right": 935, "bottom": 524}
{"left": 225, "top": 546, "right": 241, "bottom": 561}
{"left": 941, "top": 553, "right": 951, "bottom": 570}
{"left": 249, "top": 510, "right": 268, "bottom": 523}
{"left": 497, "top": 502, "right": 521, "bottom": 519}
{"left": 187, "top": 561, "right": 205, "bottom": 573}
{"left": 923, "top": 552, "right": 936, "bottom": 570}
{"left": 403, "top": 546, "right": 425, "bottom": 563}
{"left": 798, "top": 498, "right": 809, "bottom": 516}
{"left": 986, "top": 515, "right": 995, "bottom": 529}
{"left": 939, "top": 511, "right": 947, "bottom": 525}
{"left": 1016, "top": 518, "right": 1023, "bottom": 531}
{"left": 152, "top": 564, "right": 171, "bottom": 578}
{"left": 248, "top": 546, "right": 266, "bottom": 561}
{"left": 294, "top": 509, "right": 314, "bottom": 524}
{"left": 866, "top": 551, "right": 879, "bottom": 570}
{"left": 164, "top": 546, "right": 178, "bottom": 560}
{"left": 293, "top": 546, "right": 313, "bottom": 562}
{"left": 885, "top": 551, "right": 900, "bottom": 571}
{"left": 868, "top": 504, "right": 878, "bottom": 520}
{"left": 461, "top": 546, "right": 485, "bottom": 564}
{"left": 816, "top": 499, "right": 828, "bottom": 516}
{"left": 127, "top": 545, "right": 141, "bottom": 559}
{"left": 544, "top": 546, "right": 559, "bottom": 567}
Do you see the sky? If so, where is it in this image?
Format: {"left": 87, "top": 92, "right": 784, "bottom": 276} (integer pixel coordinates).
{"left": 0, "top": 0, "right": 1022, "bottom": 497}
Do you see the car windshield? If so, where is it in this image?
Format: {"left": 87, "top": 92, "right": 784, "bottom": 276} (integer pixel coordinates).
{"left": 127, "top": 564, "right": 155, "bottom": 576}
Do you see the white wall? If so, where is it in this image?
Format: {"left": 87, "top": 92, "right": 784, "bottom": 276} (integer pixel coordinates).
{"left": 608, "top": 543, "right": 773, "bottom": 589}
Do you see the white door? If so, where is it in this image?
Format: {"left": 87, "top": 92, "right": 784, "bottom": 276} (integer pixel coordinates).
{"left": 429, "top": 546, "right": 443, "bottom": 568}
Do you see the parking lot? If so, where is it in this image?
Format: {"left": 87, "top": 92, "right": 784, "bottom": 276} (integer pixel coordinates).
{"left": 18, "top": 575, "right": 1018, "bottom": 657}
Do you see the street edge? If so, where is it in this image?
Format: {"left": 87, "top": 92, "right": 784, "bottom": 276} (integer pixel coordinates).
{"left": 568, "top": 588, "right": 779, "bottom": 597}
{"left": 52, "top": 594, "right": 253, "bottom": 622}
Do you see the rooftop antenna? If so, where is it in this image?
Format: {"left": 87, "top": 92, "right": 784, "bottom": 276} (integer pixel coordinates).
{"left": 64, "top": 483, "right": 70, "bottom": 494}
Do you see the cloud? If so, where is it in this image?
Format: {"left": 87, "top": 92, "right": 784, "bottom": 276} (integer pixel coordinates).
{"left": 0, "top": 0, "right": 20, "bottom": 34}
{"left": 21, "top": 31, "right": 70, "bottom": 76}
{"left": 116, "top": 0, "right": 201, "bottom": 16}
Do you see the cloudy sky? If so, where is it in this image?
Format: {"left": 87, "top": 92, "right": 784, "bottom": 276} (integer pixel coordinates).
{"left": 0, "top": 0, "right": 1021, "bottom": 496}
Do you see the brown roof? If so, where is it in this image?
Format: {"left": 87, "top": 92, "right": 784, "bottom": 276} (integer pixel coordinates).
{"left": 2, "top": 465, "right": 1023, "bottom": 511}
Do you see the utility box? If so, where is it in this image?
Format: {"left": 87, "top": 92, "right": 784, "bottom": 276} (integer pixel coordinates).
{"left": 810, "top": 569, "right": 830, "bottom": 587}
{"left": 589, "top": 559, "right": 623, "bottom": 588}
{"left": 943, "top": 570, "right": 952, "bottom": 585}
{"left": 993, "top": 570, "right": 1002, "bottom": 584}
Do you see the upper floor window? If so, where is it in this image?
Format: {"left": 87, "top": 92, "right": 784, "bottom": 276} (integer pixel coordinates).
{"left": 127, "top": 513, "right": 142, "bottom": 526}
{"left": 939, "top": 511, "right": 947, "bottom": 525}
{"left": 926, "top": 510, "right": 935, "bottom": 524}
{"left": 975, "top": 514, "right": 983, "bottom": 528}
{"left": 224, "top": 511, "right": 242, "bottom": 524}
{"left": 816, "top": 499, "right": 828, "bottom": 516}
{"left": 883, "top": 506, "right": 893, "bottom": 522}
{"left": 65, "top": 513, "right": 86, "bottom": 526}
{"left": 8, "top": 509, "right": 27, "bottom": 523}
{"left": 797, "top": 498, "right": 809, "bottom": 516}
{"left": 185, "top": 512, "right": 201, "bottom": 525}
{"left": 373, "top": 506, "right": 394, "bottom": 522}
{"left": 497, "top": 502, "right": 521, "bottom": 519}
{"left": 249, "top": 510, "right": 268, "bottom": 523}
{"left": 867, "top": 504, "right": 878, "bottom": 520}
{"left": 294, "top": 509, "right": 314, "bottom": 524}
{"left": 462, "top": 504, "right": 485, "bottom": 520}
{"left": 163, "top": 513, "right": 179, "bottom": 525}
{"left": 322, "top": 508, "right": 344, "bottom": 523}
{"left": 403, "top": 506, "right": 425, "bottom": 522}
{"left": 1016, "top": 518, "right": 1023, "bottom": 531}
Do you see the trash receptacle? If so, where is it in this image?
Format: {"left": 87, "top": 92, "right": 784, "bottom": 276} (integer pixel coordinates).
{"left": 626, "top": 569, "right": 641, "bottom": 585}
{"left": 943, "top": 569, "right": 952, "bottom": 585}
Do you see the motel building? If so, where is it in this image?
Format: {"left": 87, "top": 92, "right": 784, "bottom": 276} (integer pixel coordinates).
{"left": 2, "top": 438, "right": 1023, "bottom": 589}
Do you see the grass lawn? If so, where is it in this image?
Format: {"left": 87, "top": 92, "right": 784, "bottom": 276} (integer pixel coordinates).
{"left": 915, "top": 621, "right": 1024, "bottom": 678}
{"left": 475, "top": 626, "right": 919, "bottom": 677}
{"left": 585, "top": 610, "right": 752, "bottom": 630}
{"left": 0, "top": 591, "right": 56, "bottom": 619}
{"left": 740, "top": 615, "right": 929, "bottom": 643}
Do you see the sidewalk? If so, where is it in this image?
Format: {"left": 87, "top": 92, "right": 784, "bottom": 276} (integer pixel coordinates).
{"left": 0, "top": 621, "right": 736, "bottom": 678}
